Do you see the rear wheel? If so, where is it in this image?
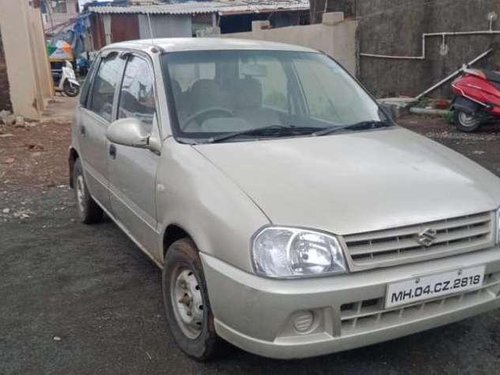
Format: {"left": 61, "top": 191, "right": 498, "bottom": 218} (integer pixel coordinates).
{"left": 73, "top": 158, "right": 103, "bottom": 224}
{"left": 454, "top": 109, "right": 481, "bottom": 132}
{"left": 162, "top": 238, "right": 224, "bottom": 361}
{"left": 63, "top": 80, "right": 80, "bottom": 97}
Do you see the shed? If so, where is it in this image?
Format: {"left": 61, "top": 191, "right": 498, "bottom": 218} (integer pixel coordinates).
{"left": 87, "top": 1, "right": 309, "bottom": 50}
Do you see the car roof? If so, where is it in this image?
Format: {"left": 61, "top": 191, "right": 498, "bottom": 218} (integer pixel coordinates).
{"left": 102, "top": 38, "right": 318, "bottom": 54}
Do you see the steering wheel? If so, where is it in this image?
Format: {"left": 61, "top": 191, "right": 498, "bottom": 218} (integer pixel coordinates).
{"left": 181, "top": 107, "right": 233, "bottom": 130}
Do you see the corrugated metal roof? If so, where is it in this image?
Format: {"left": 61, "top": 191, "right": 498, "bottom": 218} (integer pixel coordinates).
{"left": 88, "top": 1, "right": 309, "bottom": 16}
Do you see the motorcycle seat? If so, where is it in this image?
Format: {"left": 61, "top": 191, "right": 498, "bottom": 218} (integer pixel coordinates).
{"left": 481, "top": 70, "right": 500, "bottom": 84}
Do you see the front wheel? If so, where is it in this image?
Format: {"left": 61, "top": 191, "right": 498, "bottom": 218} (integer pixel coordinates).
{"left": 162, "top": 238, "right": 224, "bottom": 361}
{"left": 454, "top": 109, "right": 481, "bottom": 132}
{"left": 63, "top": 80, "right": 80, "bottom": 97}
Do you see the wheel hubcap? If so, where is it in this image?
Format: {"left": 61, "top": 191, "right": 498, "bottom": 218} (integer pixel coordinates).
{"left": 458, "top": 111, "right": 480, "bottom": 127}
{"left": 76, "top": 175, "right": 86, "bottom": 213}
{"left": 171, "top": 268, "right": 204, "bottom": 339}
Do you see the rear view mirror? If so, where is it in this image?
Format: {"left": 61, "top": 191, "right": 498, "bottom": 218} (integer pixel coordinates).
{"left": 106, "top": 118, "right": 149, "bottom": 148}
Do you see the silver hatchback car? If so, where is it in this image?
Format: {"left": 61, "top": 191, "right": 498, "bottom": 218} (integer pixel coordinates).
{"left": 70, "top": 38, "right": 500, "bottom": 360}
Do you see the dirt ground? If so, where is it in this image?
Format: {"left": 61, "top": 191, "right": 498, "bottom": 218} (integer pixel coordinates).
{"left": 0, "top": 97, "right": 75, "bottom": 190}
{"left": 1, "top": 108, "right": 500, "bottom": 374}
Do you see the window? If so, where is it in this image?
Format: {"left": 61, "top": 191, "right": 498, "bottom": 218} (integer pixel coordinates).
{"left": 162, "top": 50, "right": 382, "bottom": 141}
{"left": 293, "top": 57, "right": 378, "bottom": 124}
{"left": 117, "top": 56, "right": 156, "bottom": 129}
{"left": 168, "top": 61, "right": 216, "bottom": 92}
{"left": 88, "top": 54, "right": 125, "bottom": 122}
{"left": 52, "top": 0, "right": 67, "bottom": 13}
{"left": 239, "top": 56, "right": 288, "bottom": 111}
{"left": 79, "top": 57, "right": 99, "bottom": 107}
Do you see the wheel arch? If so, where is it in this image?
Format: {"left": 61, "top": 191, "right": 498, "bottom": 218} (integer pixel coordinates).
{"left": 163, "top": 224, "right": 193, "bottom": 260}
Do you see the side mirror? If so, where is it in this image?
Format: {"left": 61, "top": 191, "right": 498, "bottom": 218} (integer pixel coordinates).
{"left": 379, "top": 103, "right": 397, "bottom": 122}
{"left": 106, "top": 118, "right": 150, "bottom": 148}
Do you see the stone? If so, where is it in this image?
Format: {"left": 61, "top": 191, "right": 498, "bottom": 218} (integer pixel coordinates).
{"left": 322, "top": 12, "right": 345, "bottom": 26}
{"left": 4, "top": 115, "right": 16, "bottom": 126}
{"left": 15, "top": 116, "right": 24, "bottom": 126}
{"left": 0, "top": 110, "right": 11, "bottom": 123}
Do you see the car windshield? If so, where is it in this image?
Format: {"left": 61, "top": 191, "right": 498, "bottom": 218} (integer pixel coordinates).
{"left": 161, "top": 50, "right": 386, "bottom": 142}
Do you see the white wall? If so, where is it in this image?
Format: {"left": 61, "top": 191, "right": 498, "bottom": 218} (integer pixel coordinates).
{"left": 139, "top": 14, "right": 192, "bottom": 39}
{"left": 221, "top": 13, "right": 358, "bottom": 75}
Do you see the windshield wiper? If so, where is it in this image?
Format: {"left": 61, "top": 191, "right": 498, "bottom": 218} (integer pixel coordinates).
{"left": 202, "top": 125, "right": 320, "bottom": 144}
{"left": 312, "top": 120, "right": 392, "bottom": 137}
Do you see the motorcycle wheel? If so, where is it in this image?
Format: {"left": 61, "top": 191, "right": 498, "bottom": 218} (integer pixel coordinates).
{"left": 454, "top": 109, "right": 481, "bottom": 132}
{"left": 63, "top": 81, "right": 80, "bottom": 97}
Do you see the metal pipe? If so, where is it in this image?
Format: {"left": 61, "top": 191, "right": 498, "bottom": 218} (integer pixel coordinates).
{"left": 414, "top": 48, "right": 493, "bottom": 100}
{"left": 361, "top": 30, "right": 500, "bottom": 60}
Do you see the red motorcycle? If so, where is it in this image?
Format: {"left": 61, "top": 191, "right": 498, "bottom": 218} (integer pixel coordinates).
{"left": 451, "top": 68, "right": 500, "bottom": 132}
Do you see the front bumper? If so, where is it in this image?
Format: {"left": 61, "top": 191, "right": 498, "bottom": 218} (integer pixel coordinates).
{"left": 201, "top": 248, "right": 500, "bottom": 359}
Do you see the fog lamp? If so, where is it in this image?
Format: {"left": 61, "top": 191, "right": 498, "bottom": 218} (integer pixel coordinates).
{"left": 292, "top": 310, "right": 315, "bottom": 333}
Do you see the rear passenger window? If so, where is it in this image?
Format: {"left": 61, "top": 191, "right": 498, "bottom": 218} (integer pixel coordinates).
{"left": 117, "top": 56, "right": 156, "bottom": 128}
{"left": 88, "top": 54, "right": 125, "bottom": 122}
{"left": 79, "top": 57, "right": 99, "bottom": 107}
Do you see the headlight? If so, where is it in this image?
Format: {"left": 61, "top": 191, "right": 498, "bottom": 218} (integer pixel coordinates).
{"left": 252, "top": 227, "right": 347, "bottom": 278}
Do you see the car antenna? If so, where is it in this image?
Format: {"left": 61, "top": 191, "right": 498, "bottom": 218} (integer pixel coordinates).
{"left": 146, "top": 12, "right": 161, "bottom": 53}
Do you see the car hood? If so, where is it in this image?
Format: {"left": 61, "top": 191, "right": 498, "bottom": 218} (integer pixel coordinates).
{"left": 194, "top": 128, "right": 500, "bottom": 235}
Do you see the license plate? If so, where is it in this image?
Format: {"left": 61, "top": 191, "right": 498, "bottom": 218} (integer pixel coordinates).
{"left": 385, "top": 266, "right": 485, "bottom": 309}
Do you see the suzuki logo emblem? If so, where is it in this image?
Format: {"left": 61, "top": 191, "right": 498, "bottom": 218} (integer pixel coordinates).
{"left": 417, "top": 228, "right": 437, "bottom": 247}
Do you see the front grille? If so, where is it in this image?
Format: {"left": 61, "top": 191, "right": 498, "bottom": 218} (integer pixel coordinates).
{"left": 343, "top": 211, "right": 494, "bottom": 271}
{"left": 340, "top": 272, "right": 500, "bottom": 335}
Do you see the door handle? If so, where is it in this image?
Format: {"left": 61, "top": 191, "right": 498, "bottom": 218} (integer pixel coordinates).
{"left": 109, "top": 144, "right": 117, "bottom": 159}
{"left": 79, "top": 125, "right": 86, "bottom": 137}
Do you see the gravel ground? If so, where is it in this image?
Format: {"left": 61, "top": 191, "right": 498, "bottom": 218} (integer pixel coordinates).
{"left": 1, "top": 113, "right": 500, "bottom": 374}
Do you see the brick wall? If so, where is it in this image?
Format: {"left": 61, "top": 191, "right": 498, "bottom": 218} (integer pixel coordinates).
{"left": 0, "top": 28, "right": 12, "bottom": 111}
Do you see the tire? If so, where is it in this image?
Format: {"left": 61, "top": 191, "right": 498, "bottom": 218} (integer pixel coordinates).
{"left": 73, "top": 158, "right": 103, "bottom": 224}
{"left": 454, "top": 109, "right": 481, "bottom": 132}
{"left": 163, "top": 238, "right": 224, "bottom": 361}
{"left": 63, "top": 80, "right": 80, "bottom": 97}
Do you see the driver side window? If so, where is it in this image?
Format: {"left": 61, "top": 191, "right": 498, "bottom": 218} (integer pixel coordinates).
{"left": 118, "top": 55, "right": 156, "bottom": 132}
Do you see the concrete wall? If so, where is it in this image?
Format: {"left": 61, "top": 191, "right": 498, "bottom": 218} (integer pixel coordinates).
{"left": 0, "top": 1, "right": 53, "bottom": 119}
{"left": 221, "top": 13, "right": 358, "bottom": 75}
{"left": 352, "top": 0, "right": 500, "bottom": 98}
{"left": 28, "top": 7, "right": 54, "bottom": 101}
{"left": 0, "top": 27, "right": 12, "bottom": 111}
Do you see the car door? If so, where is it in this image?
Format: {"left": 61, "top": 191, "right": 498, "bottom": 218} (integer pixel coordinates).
{"left": 108, "top": 53, "right": 160, "bottom": 254}
{"left": 77, "top": 52, "right": 125, "bottom": 211}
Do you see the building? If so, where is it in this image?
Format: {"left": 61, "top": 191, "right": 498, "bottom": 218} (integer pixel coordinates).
{"left": 87, "top": 1, "right": 310, "bottom": 50}
{"left": 41, "top": 0, "right": 80, "bottom": 32}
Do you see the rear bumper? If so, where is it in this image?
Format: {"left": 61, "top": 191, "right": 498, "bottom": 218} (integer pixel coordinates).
{"left": 201, "top": 248, "right": 500, "bottom": 359}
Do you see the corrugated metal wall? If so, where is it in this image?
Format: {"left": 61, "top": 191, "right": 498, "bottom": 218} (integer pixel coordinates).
{"left": 90, "top": 14, "right": 141, "bottom": 49}
{"left": 138, "top": 14, "right": 192, "bottom": 38}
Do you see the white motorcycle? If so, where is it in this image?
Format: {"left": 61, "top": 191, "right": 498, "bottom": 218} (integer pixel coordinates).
{"left": 52, "top": 60, "right": 80, "bottom": 97}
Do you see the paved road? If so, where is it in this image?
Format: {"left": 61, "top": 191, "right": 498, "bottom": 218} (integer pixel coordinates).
{"left": 1, "top": 187, "right": 499, "bottom": 375}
